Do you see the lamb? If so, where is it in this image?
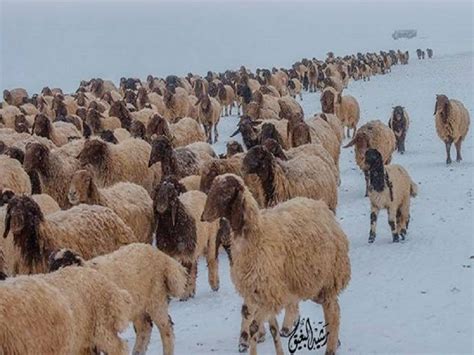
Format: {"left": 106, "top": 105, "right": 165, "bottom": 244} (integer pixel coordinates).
{"left": 148, "top": 136, "right": 214, "bottom": 179}
{"left": 344, "top": 120, "right": 396, "bottom": 196}
{"left": 0, "top": 267, "right": 132, "bottom": 355}
{"left": 217, "top": 83, "right": 235, "bottom": 116}
{"left": 153, "top": 177, "right": 219, "bottom": 300}
{"left": 49, "top": 244, "right": 187, "bottom": 355}
{"left": 427, "top": 48, "right": 433, "bottom": 59}
{"left": 78, "top": 138, "right": 160, "bottom": 193}
{"left": 388, "top": 106, "right": 410, "bottom": 154}
{"left": 0, "top": 155, "right": 32, "bottom": 195}
{"left": 68, "top": 169, "right": 154, "bottom": 244}
{"left": 23, "top": 142, "right": 79, "bottom": 209}
{"left": 433, "top": 95, "right": 470, "bottom": 164}
{"left": 365, "top": 149, "right": 418, "bottom": 243}
{"left": 242, "top": 145, "right": 338, "bottom": 212}
{"left": 320, "top": 87, "right": 360, "bottom": 138}
{"left": 146, "top": 113, "right": 206, "bottom": 146}
{"left": 201, "top": 174, "right": 350, "bottom": 355}
{"left": 195, "top": 93, "right": 221, "bottom": 143}
{"left": 2, "top": 195, "right": 138, "bottom": 274}
{"left": 31, "top": 113, "right": 81, "bottom": 146}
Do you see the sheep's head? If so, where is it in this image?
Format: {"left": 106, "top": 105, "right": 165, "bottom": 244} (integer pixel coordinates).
{"left": 24, "top": 142, "right": 50, "bottom": 174}
{"left": 364, "top": 148, "right": 384, "bottom": 171}
{"left": 147, "top": 114, "right": 171, "bottom": 141}
{"left": 236, "top": 84, "right": 252, "bottom": 104}
{"left": 48, "top": 249, "right": 85, "bottom": 272}
{"left": 218, "top": 83, "right": 227, "bottom": 101}
{"left": 68, "top": 169, "right": 96, "bottom": 205}
{"left": 242, "top": 145, "right": 273, "bottom": 178}
{"left": 208, "top": 82, "right": 218, "bottom": 97}
{"left": 3, "top": 90, "right": 12, "bottom": 104}
{"left": 14, "top": 114, "right": 30, "bottom": 133}
{"left": 196, "top": 94, "right": 211, "bottom": 113}
{"left": 100, "top": 130, "right": 118, "bottom": 144}
{"left": 153, "top": 177, "right": 187, "bottom": 226}
{"left": 252, "top": 90, "right": 264, "bottom": 106}
{"left": 130, "top": 120, "right": 146, "bottom": 140}
{"left": 291, "top": 122, "right": 312, "bottom": 147}
{"left": 32, "top": 114, "right": 53, "bottom": 139}
{"left": 3, "top": 196, "right": 44, "bottom": 268}
{"left": 230, "top": 116, "right": 260, "bottom": 149}
{"left": 0, "top": 188, "right": 15, "bottom": 207}
{"left": 288, "top": 80, "right": 296, "bottom": 90}
{"left": 435, "top": 95, "right": 449, "bottom": 122}
{"left": 344, "top": 131, "right": 369, "bottom": 158}
{"left": 259, "top": 123, "right": 283, "bottom": 147}
{"left": 76, "top": 107, "right": 87, "bottom": 120}
{"left": 201, "top": 174, "right": 245, "bottom": 233}
{"left": 77, "top": 139, "right": 108, "bottom": 167}
{"left": 321, "top": 89, "right": 336, "bottom": 114}
{"left": 101, "top": 91, "right": 113, "bottom": 104}
{"left": 226, "top": 140, "right": 243, "bottom": 157}
{"left": 124, "top": 90, "right": 137, "bottom": 106}
{"left": 200, "top": 160, "right": 224, "bottom": 193}
{"left": 263, "top": 138, "right": 287, "bottom": 160}
{"left": 90, "top": 78, "right": 104, "bottom": 96}
{"left": 86, "top": 108, "right": 104, "bottom": 133}
{"left": 163, "top": 86, "right": 175, "bottom": 107}
{"left": 109, "top": 101, "right": 131, "bottom": 130}
{"left": 4, "top": 146, "right": 25, "bottom": 164}
{"left": 149, "top": 136, "right": 173, "bottom": 167}
{"left": 75, "top": 92, "right": 87, "bottom": 106}
{"left": 392, "top": 106, "right": 405, "bottom": 122}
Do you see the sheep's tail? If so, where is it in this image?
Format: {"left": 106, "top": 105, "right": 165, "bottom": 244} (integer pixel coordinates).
{"left": 410, "top": 179, "right": 418, "bottom": 198}
{"left": 164, "top": 256, "right": 187, "bottom": 299}
{"left": 112, "top": 288, "right": 134, "bottom": 332}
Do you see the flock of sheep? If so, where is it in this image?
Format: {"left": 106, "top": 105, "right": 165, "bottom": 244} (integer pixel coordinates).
{"left": 0, "top": 47, "right": 470, "bottom": 355}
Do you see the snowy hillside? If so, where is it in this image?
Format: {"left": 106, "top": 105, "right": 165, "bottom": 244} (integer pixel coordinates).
{"left": 124, "top": 51, "right": 473, "bottom": 354}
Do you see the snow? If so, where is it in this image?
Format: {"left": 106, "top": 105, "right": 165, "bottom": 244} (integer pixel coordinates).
{"left": 123, "top": 52, "right": 473, "bottom": 354}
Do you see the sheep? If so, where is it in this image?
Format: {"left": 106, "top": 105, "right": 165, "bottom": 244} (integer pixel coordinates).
{"left": 148, "top": 136, "right": 214, "bottom": 179}
{"left": 49, "top": 244, "right": 187, "bottom": 355}
{"left": 32, "top": 113, "right": 81, "bottom": 146}
{"left": 78, "top": 138, "right": 160, "bottom": 193}
{"left": 163, "top": 85, "right": 191, "bottom": 123}
{"left": 427, "top": 48, "right": 433, "bottom": 59}
{"left": 0, "top": 155, "right": 32, "bottom": 195}
{"left": 13, "top": 114, "right": 31, "bottom": 133}
{"left": 388, "top": 106, "right": 410, "bottom": 154}
{"left": 146, "top": 113, "right": 206, "bottom": 146}
{"left": 0, "top": 266, "right": 132, "bottom": 355}
{"left": 68, "top": 169, "right": 154, "bottom": 244}
{"left": 344, "top": 120, "right": 396, "bottom": 196}
{"left": 86, "top": 108, "right": 122, "bottom": 134}
{"left": 246, "top": 91, "right": 281, "bottom": 121}
{"left": 434, "top": 95, "right": 470, "bottom": 164}
{"left": 320, "top": 87, "right": 360, "bottom": 138}
{"left": 287, "top": 78, "right": 303, "bottom": 100}
{"left": 217, "top": 83, "right": 235, "bottom": 116}
{"left": 195, "top": 93, "right": 221, "bottom": 143}
{"left": 2, "top": 195, "right": 138, "bottom": 274}
{"left": 230, "top": 116, "right": 289, "bottom": 150}
{"left": 0, "top": 105, "right": 22, "bottom": 128}
{"left": 23, "top": 142, "right": 79, "bottom": 209}
{"left": 242, "top": 145, "right": 338, "bottom": 212}
{"left": 1, "top": 190, "right": 60, "bottom": 276}
{"left": 201, "top": 174, "right": 350, "bottom": 355}
{"left": 108, "top": 100, "right": 133, "bottom": 130}
{"left": 263, "top": 139, "right": 340, "bottom": 185}
{"left": 312, "top": 112, "right": 344, "bottom": 144}
{"left": 223, "top": 140, "right": 244, "bottom": 158}
{"left": 3, "top": 88, "right": 28, "bottom": 106}
{"left": 153, "top": 177, "right": 219, "bottom": 300}
{"left": 179, "top": 175, "right": 201, "bottom": 191}
{"left": 365, "top": 149, "right": 418, "bottom": 243}
{"left": 278, "top": 95, "right": 304, "bottom": 122}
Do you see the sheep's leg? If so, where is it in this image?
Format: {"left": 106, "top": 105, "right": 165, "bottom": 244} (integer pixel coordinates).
{"left": 364, "top": 171, "right": 369, "bottom": 197}
{"left": 455, "top": 139, "right": 463, "bottom": 162}
{"left": 388, "top": 208, "right": 399, "bottom": 243}
{"left": 97, "top": 333, "right": 129, "bottom": 355}
{"left": 398, "top": 201, "right": 410, "bottom": 241}
{"left": 249, "top": 311, "right": 266, "bottom": 355}
{"left": 322, "top": 298, "right": 341, "bottom": 355}
{"left": 445, "top": 139, "right": 453, "bottom": 164}
{"left": 268, "top": 316, "right": 285, "bottom": 355}
{"left": 152, "top": 311, "right": 175, "bottom": 355}
{"left": 280, "top": 303, "right": 300, "bottom": 337}
{"left": 229, "top": 104, "right": 233, "bottom": 116}
{"left": 181, "top": 261, "right": 196, "bottom": 300}
{"left": 132, "top": 314, "right": 153, "bottom": 355}
{"left": 207, "top": 236, "right": 220, "bottom": 291}
{"left": 214, "top": 124, "right": 219, "bottom": 143}
{"left": 369, "top": 207, "right": 379, "bottom": 243}
{"left": 239, "top": 304, "right": 265, "bottom": 353}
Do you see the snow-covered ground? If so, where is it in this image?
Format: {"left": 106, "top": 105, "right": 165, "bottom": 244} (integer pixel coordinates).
{"left": 123, "top": 51, "right": 473, "bottom": 354}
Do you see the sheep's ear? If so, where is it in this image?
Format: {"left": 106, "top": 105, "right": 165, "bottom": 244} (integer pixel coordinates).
{"left": 229, "top": 188, "right": 244, "bottom": 232}
{"left": 230, "top": 127, "right": 240, "bottom": 138}
{"left": 2, "top": 207, "right": 11, "bottom": 239}
{"left": 343, "top": 136, "right": 358, "bottom": 148}
{"left": 433, "top": 100, "right": 438, "bottom": 115}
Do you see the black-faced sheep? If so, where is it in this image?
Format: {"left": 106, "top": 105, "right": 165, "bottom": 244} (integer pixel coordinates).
{"left": 321, "top": 87, "right": 360, "bottom": 138}
{"left": 201, "top": 174, "right": 350, "bottom": 355}
{"left": 108, "top": 100, "right": 132, "bottom": 130}
{"left": 32, "top": 113, "right": 81, "bottom": 146}
{"left": 2, "top": 195, "right": 138, "bottom": 274}
{"left": 388, "top": 106, "right": 410, "bottom": 154}
{"left": 365, "top": 149, "right": 417, "bottom": 243}
{"left": 434, "top": 95, "right": 470, "bottom": 164}
{"left": 242, "top": 145, "right": 338, "bottom": 212}
{"left": 49, "top": 244, "right": 187, "bottom": 355}
{"left": 153, "top": 177, "right": 219, "bottom": 300}
{"left": 3, "top": 88, "right": 28, "bottom": 107}
{"left": 68, "top": 169, "right": 154, "bottom": 244}
{"left": 146, "top": 113, "right": 206, "bottom": 146}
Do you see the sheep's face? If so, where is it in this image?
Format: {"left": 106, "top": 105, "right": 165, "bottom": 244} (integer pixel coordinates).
{"left": 208, "top": 82, "right": 218, "bottom": 97}
{"left": 200, "top": 161, "right": 220, "bottom": 193}
{"left": 260, "top": 123, "right": 280, "bottom": 145}
{"left": 435, "top": 95, "right": 449, "bottom": 122}
{"left": 201, "top": 174, "right": 244, "bottom": 231}
{"left": 86, "top": 109, "right": 103, "bottom": 132}
{"left": 68, "top": 170, "right": 93, "bottom": 205}
{"left": 199, "top": 95, "right": 211, "bottom": 113}
{"left": 365, "top": 148, "right": 384, "bottom": 171}
{"left": 155, "top": 180, "right": 179, "bottom": 214}
{"left": 3, "top": 90, "right": 11, "bottom": 104}
{"left": 147, "top": 114, "right": 170, "bottom": 140}
{"left": 32, "top": 114, "right": 52, "bottom": 139}
{"left": 263, "top": 138, "right": 286, "bottom": 160}
{"left": 77, "top": 139, "right": 107, "bottom": 167}
{"left": 124, "top": 90, "right": 136, "bottom": 105}
{"left": 75, "top": 92, "right": 87, "bottom": 106}
{"left": 14, "top": 114, "right": 30, "bottom": 134}
{"left": 149, "top": 136, "right": 173, "bottom": 167}
{"left": 242, "top": 145, "right": 272, "bottom": 176}
{"left": 41, "top": 87, "right": 52, "bottom": 96}
{"left": 4, "top": 147, "right": 25, "bottom": 164}
{"left": 3, "top": 196, "right": 44, "bottom": 239}
{"left": 100, "top": 130, "right": 118, "bottom": 144}
{"left": 226, "top": 140, "right": 243, "bottom": 157}
{"left": 76, "top": 107, "right": 87, "bottom": 120}
{"left": 101, "top": 91, "right": 113, "bottom": 104}
{"left": 230, "top": 118, "right": 259, "bottom": 148}
{"left": 292, "top": 122, "right": 311, "bottom": 147}
{"left": 392, "top": 106, "right": 405, "bottom": 122}
{"left": 130, "top": 120, "right": 146, "bottom": 140}
{"left": 321, "top": 90, "right": 335, "bottom": 114}
{"left": 24, "top": 143, "right": 49, "bottom": 173}
{"left": 48, "top": 249, "right": 85, "bottom": 272}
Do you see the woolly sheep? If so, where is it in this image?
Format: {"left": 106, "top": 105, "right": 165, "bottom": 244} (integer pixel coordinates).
{"left": 434, "top": 95, "right": 470, "bottom": 164}
{"left": 146, "top": 114, "right": 206, "bottom": 146}
{"left": 49, "top": 244, "right": 187, "bottom": 355}
{"left": 32, "top": 114, "right": 81, "bottom": 146}
{"left": 365, "top": 149, "right": 418, "bottom": 243}
{"left": 0, "top": 155, "right": 31, "bottom": 195}
{"left": 163, "top": 86, "right": 191, "bottom": 123}
{"left": 321, "top": 87, "right": 360, "bottom": 138}
{"left": 68, "top": 169, "right": 154, "bottom": 244}
{"left": 201, "top": 174, "right": 350, "bottom": 355}
{"left": 2, "top": 195, "right": 138, "bottom": 274}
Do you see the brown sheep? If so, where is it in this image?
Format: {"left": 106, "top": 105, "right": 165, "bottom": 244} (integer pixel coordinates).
{"left": 434, "top": 94, "right": 470, "bottom": 164}
{"left": 321, "top": 87, "right": 360, "bottom": 138}
{"left": 32, "top": 113, "right": 81, "bottom": 146}
{"left": 246, "top": 91, "right": 281, "bottom": 121}
{"left": 365, "top": 149, "right": 417, "bottom": 243}
{"left": 195, "top": 93, "right": 221, "bottom": 143}
{"left": 388, "top": 106, "right": 410, "bottom": 154}
{"left": 146, "top": 113, "right": 206, "bottom": 146}
{"left": 3, "top": 88, "right": 28, "bottom": 107}
{"left": 86, "top": 108, "right": 122, "bottom": 134}
{"left": 108, "top": 100, "right": 132, "bottom": 130}
{"left": 201, "top": 174, "right": 350, "bottom": 355}
{"left": 217, "top": 83, "right": 235, "bottom": 116}
{"left": 163, "top": 85, "right": 190, "bottom": 123}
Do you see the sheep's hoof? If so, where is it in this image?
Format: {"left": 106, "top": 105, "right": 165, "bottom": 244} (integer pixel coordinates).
{"left": 238, "top": 343, "right": 248, "bottom": 353}
{"left": 257, "top": 332, "right": 266, "bottom": 343}
{"left": 456, "top": 158, "right": 462, "bottom": 163}
{"left": 211, "top": 285, "right": 220, "bottom": 292}
{"left": 393, "top": 235, "right": 400, "bottom": 243}
{"left": 325, "top": 350, "right": 335, "bottom": 355}
{"left": 280, "top": 327, "right": 290, "bottom": 337}
{"left": 368, "top": 234, "right": 376, "bottom": 243}
{"left": 446, "top": 158, "right": 452, "bottom": 165}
